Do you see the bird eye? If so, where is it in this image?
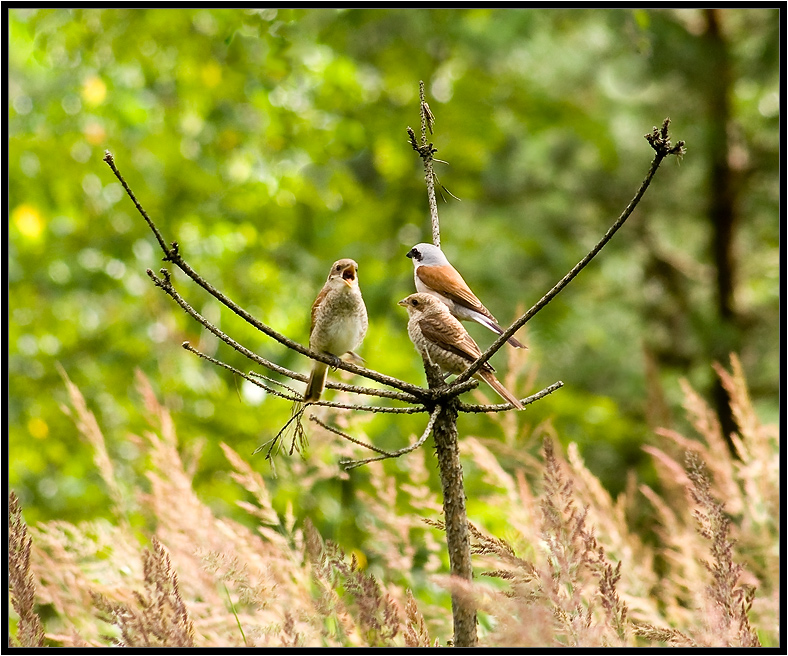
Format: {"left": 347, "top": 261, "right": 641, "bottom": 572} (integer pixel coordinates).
{"left": 411, "top": 299, "right": 418, "bottom": 306}
{"left": 335, "top": 265, "right": 342, "bottom": 271}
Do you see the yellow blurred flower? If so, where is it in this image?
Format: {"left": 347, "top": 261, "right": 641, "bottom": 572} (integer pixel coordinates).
{"left": 28, "top": 417, "right": 49, "bottom": 440}
{"left": 12, "top": 204, "right": 43, "bottom": 240}
{"left": 82, "top": 75, "right": 107, "bottom": 106}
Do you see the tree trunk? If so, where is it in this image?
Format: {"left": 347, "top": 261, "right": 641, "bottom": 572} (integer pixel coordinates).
{"left": 704, "top": 8, "right": 740, "bottom": 449}
{"left": 425, "top": 362, "right": 477, "bottom": 647}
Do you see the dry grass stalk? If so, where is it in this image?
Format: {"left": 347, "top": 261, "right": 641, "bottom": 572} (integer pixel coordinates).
{"left": 92, "top": 537, "right": 195, "bottom": 647}
{"left": 304, "top": 519, "right": 407, "bottom": 647}
{"left": 637, "top": 354, "right": 775, "bottom": 647}
{"left": 438, "top": 356, "right": 775, "bottom": 647}
{"left": 22, "top": 371, "right": 426, "bottom": 647}
{"left": 8, "top": 492, "right": 45, "bottom": 648}
{"left": 8, "top": 356, "right": 776, "bottom": 647}
{"left": 440, "top": 438, "right": 633, "bottom": 648}
{"left": 685, "top": 452, "right": 761, "bottom": 648}
{"left": 403, "top": 589, "right": 433, "bottom": 647}
{"left": 57, "top": 364, "right": 128, "bottom": 519}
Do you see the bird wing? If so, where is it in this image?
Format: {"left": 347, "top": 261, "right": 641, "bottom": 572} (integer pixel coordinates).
{"left": 310, "top": 284, "right": 329, "bottom": 335}
{"left": 418, "top": 313, "right": 494, "bottom": 372}
{"left": 416, "top": 264, "right": 497, "bottom": 321}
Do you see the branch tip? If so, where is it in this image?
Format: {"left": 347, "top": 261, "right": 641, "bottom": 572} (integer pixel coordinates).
{"left": 645, "top": 117, "right": 685, "bottom": 158}
{"left": 452, "top": 121, "right": 679, "bottom": 385}
{"left": 422, "top": 100, "right": 435, "bottom": 135}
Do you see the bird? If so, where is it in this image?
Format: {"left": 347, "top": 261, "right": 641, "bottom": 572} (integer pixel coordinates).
{"left": 398, "top": 292, "right": 523, "bottom": 409}
{"left": 406, "top": 242, "right": 525, "bottom": 349}
{"left": 304, "top": 258, "right": 368, "bottom": 403}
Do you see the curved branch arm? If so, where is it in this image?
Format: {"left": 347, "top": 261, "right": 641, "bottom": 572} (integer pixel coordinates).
{"left": 148, "top": 268, "right": 422, "bottom": 403}
{"left": 339, "top": 404, "right": 442, "bottom": 470}
{"left": 449, "top": 119, "right": 685, "bottom": 388}
{"left": 104, "top": 151, "right": 429, "bottom": 400}
{"left": 183, "top": 342, "right": 429, "bottom": 414}
{"left": 309, "top": 415, "right": 396, "bottom": 457}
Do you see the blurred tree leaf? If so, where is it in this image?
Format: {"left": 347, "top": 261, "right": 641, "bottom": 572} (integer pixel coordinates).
{"left": 9, "top": 9, "right": 778, "bottom": 540}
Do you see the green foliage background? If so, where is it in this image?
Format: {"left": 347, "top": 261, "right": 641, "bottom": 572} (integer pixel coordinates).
{"left": 8, "top": 7, "right": 779, "bottom": 555}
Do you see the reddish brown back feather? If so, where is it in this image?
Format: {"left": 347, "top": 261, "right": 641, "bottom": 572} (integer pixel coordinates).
{"left": 416, "top": 264, "right": 497, "bottom": 321}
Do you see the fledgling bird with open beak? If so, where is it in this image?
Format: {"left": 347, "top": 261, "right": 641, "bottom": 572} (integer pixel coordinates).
{"left": 398, "top": 292, "right": 523, "bottom": 409}
{"left": 304, "top": 258, "right": 368, "bottom": 403}
{"left": 406, "top": 242, "right": 525, "bottom": 349}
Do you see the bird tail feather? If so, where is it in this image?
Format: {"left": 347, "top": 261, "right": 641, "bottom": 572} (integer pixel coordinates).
{"left": 304, "top": 362, "right": 328, "bottom": 403}
{"left": 475, "top": 314, "right": 526, "bottom": 349}
{"left": 478, "top": 370, "right": 524, "bottom": 409}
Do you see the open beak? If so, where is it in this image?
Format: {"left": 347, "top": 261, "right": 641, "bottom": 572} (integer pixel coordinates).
{"left": 341, "top": 265, "right": 356, "bottom": 286}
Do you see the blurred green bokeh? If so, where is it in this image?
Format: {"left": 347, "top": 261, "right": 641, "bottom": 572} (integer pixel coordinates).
{"left": 8, "top": 8, "right": 779, "bottom": 546}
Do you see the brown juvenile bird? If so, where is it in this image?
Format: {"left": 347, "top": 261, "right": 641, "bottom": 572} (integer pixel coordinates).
{"left": 304, "top": 258, "right": 368, "bottom": 403}
{"left": 406, "top": 242, "right": 525, "bottom": 349}
{"left": 398, "top": 292, "right": 523, "bottom": 409}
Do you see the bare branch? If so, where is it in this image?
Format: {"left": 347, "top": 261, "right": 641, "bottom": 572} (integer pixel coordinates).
{"left": 449, "top": 118, "right": 685, "bottom": 388}
{"left": 406, "top": 80, "right": 441, "bottom": 248}
{"left": 147, "top": 268, "right": 421, "bottom": 403}
{"left": 105, "top": 151, "right": 429, "bottom": 401}
{"left": 103, "top": 151, "right": 170, "bottom": 257}
{"left": 252, "top": 403, "right": 307, "bottom": 460}
{"left": 183, "top": 341, "right": 303, "bottom": 402}
{"left": 409, "top": 99, "right": 477, "bottom": 646}
{"left": 339, "top": 404, "right": 442, "bottom": 470}
{"left": 458, "top": 380, "right": 564, "bottom": 413}
{"left": 428, "top": 377, "right": 480, "bottom": 402}
{"left": 309, "top": 415, "right": 395, "bottom": 456}
{"left": 183, "top": 342, "right": 430, "bottom": 414}
{"left": 306, "top": 401, "right": 429, "bottom": 415}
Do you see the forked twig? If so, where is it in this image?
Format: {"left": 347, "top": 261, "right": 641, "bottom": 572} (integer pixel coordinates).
{"left": 182, "top": 341, "right": 302, "bottom": 402}
{"left": 246, "top": 370, "right": 302, "bottom": 396}
{"left": 339, "top": 405, "right": 442, "bottom": 471}
{"left": 253, "top": 402, "right": 307, "bottom": 460}
{"left": 309, "top": 415, "right": 395, "bottom": 457}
